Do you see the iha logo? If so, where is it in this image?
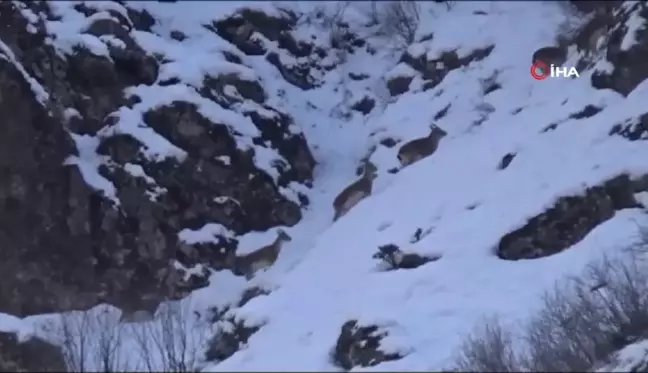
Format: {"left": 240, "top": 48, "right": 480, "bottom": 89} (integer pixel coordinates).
{"left": 530, "top": 61, "right": 580, "bottom": 80}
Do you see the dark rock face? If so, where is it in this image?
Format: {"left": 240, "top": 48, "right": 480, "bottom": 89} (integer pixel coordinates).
{"left": 0, "top": 54, "right": 99, "bottom": 315}
{"left": 0, "top": 332, "right": 67, "bottom": 372}
{"left": 569, "top": 0, "right": 622, "bottom": 15}
{"left": 590, "top": 2, "right": 648, "bottom": 96}
{"left": 0, "top": 2, "right": 314, "bottom": 317}
{"left": 497, "top": 175, "right": 646, "bottom": 260}
{"left": 332, "top": 320, "right": 402, "bottom": 370}
{"left": 126, "top": 7, "right": 156, "bottom": 32}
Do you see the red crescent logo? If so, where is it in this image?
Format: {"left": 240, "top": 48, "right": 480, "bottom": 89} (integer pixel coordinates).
{"left": 530, "top": 61, "right": 549, "bottom": 80}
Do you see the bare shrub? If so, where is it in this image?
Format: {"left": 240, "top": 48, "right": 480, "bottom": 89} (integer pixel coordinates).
{"left": 326, "top": 1, "right": 351, "bottom": 30}
{"left": 130, "top": 301, "right": 209, "bottom": 372}
{"left": 327, "top": 2, "right": 353, "bottom": 56}
{"left": 38, "top": 301, "right": 210, "bottom": 372}
{"left": 367, "top": 1, "right": 420, "bottom": 46}
{"left": 454, "top": 316, "right": 519, "bottom": 372}
{"left": 42, "top": 305, "right": 128, "bottom": 372}
{"left": 627, "top": 211, "right": 648, "bottom": 257}
{"left": 453, "top": 254, "right": 648, "bottom": 372}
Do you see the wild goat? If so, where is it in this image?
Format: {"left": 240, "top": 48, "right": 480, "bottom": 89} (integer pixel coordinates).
{"left": 232, "top": 229, "right": 292, "bottom": 279}
{"left": 531, "top": 46, "right": 567, "bottom": 67}
{"left": 397, "top": 125, "right": 447, "bottom": 168}
{"left": 332, "top": 162, "right": 378, "bottom": 222}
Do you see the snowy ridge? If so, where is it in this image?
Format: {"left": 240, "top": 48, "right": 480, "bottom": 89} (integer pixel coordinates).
{"left": 2, "top": 0, "right": 648, "bottom": 371}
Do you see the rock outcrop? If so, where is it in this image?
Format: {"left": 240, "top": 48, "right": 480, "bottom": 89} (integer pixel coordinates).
{"left": 0, "top": 1, "right": 315, "bottom": 317}
{"left": 0, "top": 332, "right": 67, "bottom": 372}
{"left": 400, "top": 45, "right": 494, "bottom": 93}
{"left": 497, "top": 175, "right": 647, "bottom": 260}
{"left": 610, "top": 112, "right": 648, "bottom": 141}
{"left": 590, "top": 2, "right": 648, "bottom": 96}
{"left": 332, "top": 320, "right": 402, "bottom": 370}
{"left": 205, "top": 316, "right": 262, "bottom": 363}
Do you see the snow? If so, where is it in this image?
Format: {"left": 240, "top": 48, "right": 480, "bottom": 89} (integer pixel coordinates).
{"left": 178, "top": 223, "right": 235, "bottom": 245}
{"left": 621, "top": 5, "right": 646, "bottom": 51}
{"left": 0, "top": 312, "right": 39, "bottom": 343}
{"left": 385, "top": 62, "right": 418, "bottom": 80}
{"left": 46, "top": 3, "right": 115, "bottom": 58}
{"left": 598, "top": 340, "right": 648, "bottom": 372}
{"left": 4, "top": 0, "right": 648, "bottom": 371}
{"left": 236, "top": 228, "right": 290, "bottom": 256}
{"left": 0, "top": 313, "right": 24, "bottom": 334}
{"left": 636, "top": 192, "right": 648, "bottom": 208}
{"left": 77, "top": 0, "right": 131, "bottom": 20}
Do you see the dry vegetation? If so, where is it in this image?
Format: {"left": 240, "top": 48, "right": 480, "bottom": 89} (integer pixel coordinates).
{"left": 454, "top": 227, "right": 648, "bottom": 372}
{"left": 40, "top": 301, "right": 209, "bottom": 372}
{"left": 366, "top": 1, "right": 421, "bottom": 46}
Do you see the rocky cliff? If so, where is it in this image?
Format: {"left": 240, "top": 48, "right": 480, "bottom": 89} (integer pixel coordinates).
{"left": 2, "top": 0, "right": 648, "bottom": 371}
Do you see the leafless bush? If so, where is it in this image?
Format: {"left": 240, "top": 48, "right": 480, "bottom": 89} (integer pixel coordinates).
{"left": 326, "top": 1, "right": 351, "bottom": 30}
{"left": 130, "top": 301, "right": 209, "bottom": 372}
{"left": 367, "top": 1, "right": 420, "bottom": 46}
{"left": 43, "top": 305, "right": 127, "bottom": 372}
{"left": 454, "top": 316, "right": 519, "bottom": 372}
{"left": 38, "top": 301, "right": 209, "bottom": 372}
{"left": 528, "top": 257, "right": 648, "bottom": 371}
{"left": 453, "top": 254, "right": 648, "bottom": 372}
{"left": 627, "top": 210, "right": 648, "bottom": 257}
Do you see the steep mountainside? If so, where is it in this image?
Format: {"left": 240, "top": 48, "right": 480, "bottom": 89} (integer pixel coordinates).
{"left": 1, "top": 0, "right": 648, "bottom": 371}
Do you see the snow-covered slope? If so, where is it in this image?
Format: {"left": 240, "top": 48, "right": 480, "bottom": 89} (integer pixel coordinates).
{"left": 199, "top": 2, "right": 648, "bottom": 371}
{"left": 4, "top": 0, "right": 648, "bottom": 371}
